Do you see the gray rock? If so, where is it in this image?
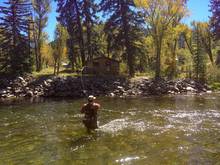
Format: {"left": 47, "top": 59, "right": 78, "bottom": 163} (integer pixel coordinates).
{"left": 186, "top": 86, "right": 195, "bottom": 92}
{"left": 26, "top": 91, "right": 34, "bottom": 97}
{"left": 14, "top": 89, "right": 22, "bottom": 94}
{"left": 6, "top": 87, "right": 12, "bottom": 90}
{"left": 47, "top": 79, "right": 53, "bottom": 83}
{"left": 18, "top": 76, "right": 25, "bottom": 82}
{"left": 0, "top": 90, "right": 7, "bottom": 95}
{"left": 109, "top": 93, "right": 115, "bottom": 97}
{"left": 117, "top": 86, "right": 124, "bottom": 90}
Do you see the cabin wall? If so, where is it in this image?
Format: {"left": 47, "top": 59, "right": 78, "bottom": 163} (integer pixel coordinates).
{"left": 86, "top": 58, "right": 119, "bottom": 75}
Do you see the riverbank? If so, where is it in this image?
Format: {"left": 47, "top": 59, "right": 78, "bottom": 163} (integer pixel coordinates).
{"left": 0, "top": 75, "right": 213, "bottom": 100}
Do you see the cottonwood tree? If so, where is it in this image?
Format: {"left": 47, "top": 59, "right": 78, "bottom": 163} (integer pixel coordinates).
{"left": 40, "top": 32, "right": 53, "bottom": 68}
{"left": 165, "top": 24, "right": 186, "bottom": 79}
{"left": 0, "top": 0, "right": 32, "bottom": 74}
{"left": 100, "top": 0, "right": 144, "bottom": 77}
{"left": 196, "top": 22, "right": 214, "bottom": 65}
{"left": 135, "top": 0, "right": 188, "bottom": 79}
{"left": 32, "top": 0, "right": 51, "bottom": 71}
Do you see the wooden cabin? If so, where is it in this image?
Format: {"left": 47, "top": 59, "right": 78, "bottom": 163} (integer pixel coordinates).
{"left": 85, "top": 56, "right": 120, "bottom": 75}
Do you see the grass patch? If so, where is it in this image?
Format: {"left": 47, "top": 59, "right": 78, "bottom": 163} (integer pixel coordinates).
{"left": 209, "top": 82, "right": 220, "bottom": 91}
{"left": 32, "top": 67, "right": 54, "bottom": 77}
{"left": 32, "top": 67, "right": 78, "bottom": 78}
{"left": 135, "top": 71, "right": 154, "bottom": 78}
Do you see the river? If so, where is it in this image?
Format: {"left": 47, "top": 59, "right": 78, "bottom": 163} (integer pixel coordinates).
{"left": 0, "top": 94, "right": 220, "bottom": 164}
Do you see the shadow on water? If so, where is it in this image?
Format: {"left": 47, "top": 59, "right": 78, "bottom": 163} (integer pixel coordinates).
{"left": 70, "top": 134, "right": 98, "bottom": 150}
{"left": 70, "top": 136, "right": 92, "bottom": 147}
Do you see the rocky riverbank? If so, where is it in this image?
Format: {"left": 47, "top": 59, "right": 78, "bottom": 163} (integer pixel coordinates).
{"left": 0, "top": 75, "right": 212, "bottom": 100}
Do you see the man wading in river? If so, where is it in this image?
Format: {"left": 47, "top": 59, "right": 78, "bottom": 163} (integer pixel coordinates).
{"left": 81, "top": 95, "right": 100, "bottom": 133}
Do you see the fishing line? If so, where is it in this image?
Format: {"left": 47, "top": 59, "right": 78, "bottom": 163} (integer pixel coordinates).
{"left": 101, "top": 108, "right": 123, "bottom": 113}
{"left": 81, "top": 66, "right": 97, "bottom": 97}
{"left": 80, "top": 66, "right": 88, "bottom": 98}
{"left": 80, "top": 68, "right": 123, "bottom": 115}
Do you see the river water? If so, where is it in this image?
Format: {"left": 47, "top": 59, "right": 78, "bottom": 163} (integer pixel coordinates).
{"left": 0, "top": 94, "right": 220, "bottom": 164}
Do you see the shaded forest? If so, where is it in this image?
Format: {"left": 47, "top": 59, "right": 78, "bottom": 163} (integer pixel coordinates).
{"left": 0, "top": 0, "right": 220, "bottom": 82}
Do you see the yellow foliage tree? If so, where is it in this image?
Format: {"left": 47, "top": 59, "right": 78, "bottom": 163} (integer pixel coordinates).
{"left": 52, "top": 24, "right": 68, "bottom": 75}
{"left": 41, "top": 42, "right": 53, "bottom": 68}
{"left": 135, "top": 0, "right": 188, "bottom": 79}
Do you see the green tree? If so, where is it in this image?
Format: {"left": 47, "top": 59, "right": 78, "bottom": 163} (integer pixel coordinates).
{"left": 192, "top": 23, "right": 207, "bottom": 81}
{"left": 100, "top": 0, "right": 144, "bottom": 77}
{"left": 52, "top": 24, "right": 68, "bottom": 75}
{"left": 82, "top": 0, "right": 98, "bottom": 60}
{"left": 196, "top": 22, "right": 214, "bottom": 65}
{"left": 210, "top": 0, "right": 220, "bottom": 41}
{"left": 40, "top": 32, "right": 53, "bottom": 68}
{"left": 165, "top": 24, "right": 187, "bottom": 79}
{"left": 56, "top": 0, "right": 86, "bottom": 67}
{"left": 135, "top": 0, "right": 188, "bottom": 79}
{"left": 32, "top": 0, "right": 51, "bottom": 71}
{"left": 0, "top": 0, "right": 32, "bottom": 74}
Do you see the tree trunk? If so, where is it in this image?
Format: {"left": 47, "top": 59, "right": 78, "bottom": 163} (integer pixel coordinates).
{"left": 73, "top": 0, "right": 86, "bottom": 66}
{"left": 37, "top": 42, "right": 42, "bottom": 71}
{"left": 28, "top": 21, "right": 32, "bottom": 64}
{"left": 121, "top": 0, "right": 134, "bottom": 77}
{"left": 57, "top": 61, "right": 60, "bottom": 75}
{"left": 155, "top": 39, "right": 162, "bottom": 80}
{"left": 169, "top": 39, "right": 177, "bottom": 80}
{"left": 12, "top": 4, "right": 17, "bottom": 71}
{"left": 201, "top": 35, "right": 214, "bottom": 65}
{"left": 33, "top": 27, "right": 39, "bottom": 71}
{"left": 84, "top": 0, "right": 92, "bottom": 60}
{"left": 54, "top": 60, "right": 57, "bottom": 75}
{"left": 216, "top": 51, "right": 220, "bottom": 66}
{"left": 37, "top": 18, "right": 42, "bottom": 71}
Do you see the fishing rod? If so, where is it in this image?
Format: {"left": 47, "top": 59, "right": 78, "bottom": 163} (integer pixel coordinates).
{"left": 80, "top": 67, "right": 125, "bottom": 114}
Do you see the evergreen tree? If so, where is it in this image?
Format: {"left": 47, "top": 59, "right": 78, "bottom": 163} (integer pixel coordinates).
{"left": 81, "top": 0, "right": 98, "bottom": 60}
{"left": 100, "top": 0, "right": 144, "bottom": 77}
{"left": 56, "top": 0, "right": 86, "bottom": 67}
{"left": 32, "top": 0, "right": 51, "bottom": 71}
{"left": 0, "top": 26, "right": 7, "bottom": 71}
{"left": 192, "top": 23, "right": 207, "bottom": 81}
{"left": 0, "top": 0, "right": 32, "bottom": 75}
{"left": 210, "top": 0, "right": 220, "bottom": 40}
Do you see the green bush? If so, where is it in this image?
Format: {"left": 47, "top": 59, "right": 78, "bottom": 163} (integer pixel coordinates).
{"left": 209, "top": 82, "right": 220, "bottom": 91}
{"left": 207, "top": 66, "right": 220, "bottom": 83}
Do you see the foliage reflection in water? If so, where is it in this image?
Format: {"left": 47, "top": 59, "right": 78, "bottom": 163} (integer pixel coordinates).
{"left": 0, "top": 94, "right": 220, "bottom": 164}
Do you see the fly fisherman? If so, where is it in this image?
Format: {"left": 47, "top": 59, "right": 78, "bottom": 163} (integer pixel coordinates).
{"left": 81, "top": 95, "right": 100, "bottom": 133}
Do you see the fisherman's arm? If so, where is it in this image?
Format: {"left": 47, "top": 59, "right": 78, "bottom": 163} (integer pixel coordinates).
{"left": 81, "top": 104, "right": 87, "bottom": 113}
{"left": 94, "top": 103, "right": 100, "bottom": 110}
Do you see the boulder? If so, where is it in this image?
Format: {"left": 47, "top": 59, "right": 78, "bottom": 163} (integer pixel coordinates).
{"left": 26, "top": 91, "right": 34, "bottom": 97}
{"left": 0, "top": 90, "right": 7, "bottom": 95}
